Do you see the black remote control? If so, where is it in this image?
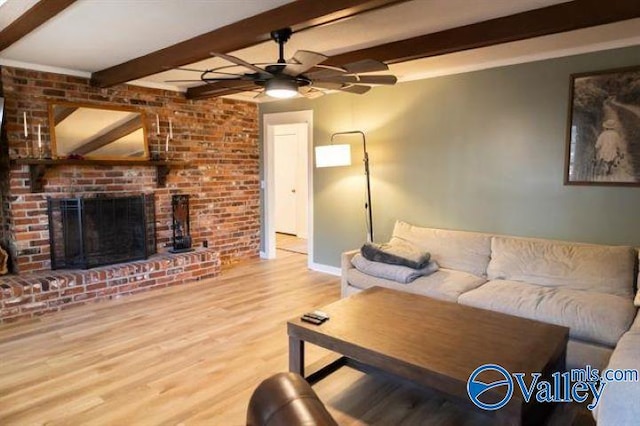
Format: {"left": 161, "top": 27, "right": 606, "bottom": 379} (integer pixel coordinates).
{"left": 301, "top": 315, "right": 324, "bottom": 325}
{"left": 303, "top": 311, "right": 330, "bottom": 321}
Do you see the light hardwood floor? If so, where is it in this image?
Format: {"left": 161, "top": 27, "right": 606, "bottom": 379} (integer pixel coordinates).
{"left": 275, "top": 232, "right": 308, "bottom": 255}
{"left": 0, "top": 251, "right": 593, "bottom": 425}
{"left": 0, "top": 251, "right": 338, "bottom": 425}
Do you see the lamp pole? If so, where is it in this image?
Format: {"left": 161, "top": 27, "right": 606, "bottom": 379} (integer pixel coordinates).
{"left": 330, "top": 131, "right": 373, "bottom": 242}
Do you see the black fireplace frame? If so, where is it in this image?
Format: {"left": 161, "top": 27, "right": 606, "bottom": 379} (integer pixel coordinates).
{"left": 47, "top": 194, "right": 156, "bottom": 270}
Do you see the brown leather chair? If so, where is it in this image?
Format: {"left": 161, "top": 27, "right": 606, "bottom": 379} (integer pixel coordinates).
{"left": 247, "top": 372, "right": 338, "bottom": 426}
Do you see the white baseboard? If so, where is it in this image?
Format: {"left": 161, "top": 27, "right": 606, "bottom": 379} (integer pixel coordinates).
{"left": 309, "top": 262, "right": 341, "bottom": 276}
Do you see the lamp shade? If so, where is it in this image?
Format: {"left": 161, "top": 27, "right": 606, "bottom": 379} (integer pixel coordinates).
{"left": 315, "top": 144, "right": 352, "bottom": 168}
{"left": 265, "top": 79, "right": 298, "bottom": 99}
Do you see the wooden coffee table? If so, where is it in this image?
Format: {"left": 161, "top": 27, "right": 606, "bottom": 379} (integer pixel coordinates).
{"left": 287, "top": 286, "right": 569, "bottom": 426}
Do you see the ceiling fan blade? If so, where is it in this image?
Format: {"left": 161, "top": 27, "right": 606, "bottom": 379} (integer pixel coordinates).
{"left": 171, "top": 66, "right": 207, "bottom": 73}
{"left": 165, "top": 79, "right": 205, "bottom": 83}
{"left": 310, "top": 81, "right": 343, "bottom": 90}
{"left": 315, "top": 75, "right": 397, "bottom": 85}
{"left": 300, "top": 87, "right": 325, "bottom": 99}
{"left": 166, "top": 76, "right": 249, "bottom": 84}
{"left": 306, "top": 91, "right": 325, "bottom": 99}
{"left": 211, "top": 52, "right": 272, "bottom": 76}
{"left": 200, "top": 76, "right": 253, "bottom": 81}
{"left": 200, "top": 80, "right": 260, "bottom": 92}
{"left": 212, "top": 87, "right": 261, "bottom": 98}
{"left": 354, "top": 75, "right": 397, "bottom": 85}
{"left": 338, "top": 85, "right": 372, "bottom": 95}
{"left": 343, "top": 59, "right": 388, "bottom": 74}
{"left": 205, "top": 82, "right": 259, "bottom": 93}
{"left": 304, "top": 68, "right": 345, "bottom": 80}
{"left": 283, "top": 50, "right": 328, "bottom": 76}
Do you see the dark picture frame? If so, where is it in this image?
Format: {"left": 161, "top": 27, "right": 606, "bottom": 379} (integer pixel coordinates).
{"left": 564, "top": 65, "right": 640, "bottom": 186}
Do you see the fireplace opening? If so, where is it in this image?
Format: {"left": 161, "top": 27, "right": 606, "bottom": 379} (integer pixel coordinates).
{"left": 47, "top": 194, "right": 156, "bottom": 269}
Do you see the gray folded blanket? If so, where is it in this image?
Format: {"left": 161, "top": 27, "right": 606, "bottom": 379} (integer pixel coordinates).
{"left": 361, "top": 242, "right": 430, "bottom": 269}
{"left": 351, "top": 254, "right": 439, "bottom": 284}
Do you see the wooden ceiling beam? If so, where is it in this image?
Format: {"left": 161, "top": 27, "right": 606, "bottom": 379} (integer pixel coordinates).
{"left": 90, "top": 0, "right": 409, "bottom": 88}
{"left": 186, "top": 0, "right": 640, "bottom": 100}
{"left": 327, "top": 0, "right": 640, "bottom": 66}
{"left": 0, "top": 0, "right": 77, "bottom": 52}
{"left": 71, "top": 116, "right": 142, "bottom": 155}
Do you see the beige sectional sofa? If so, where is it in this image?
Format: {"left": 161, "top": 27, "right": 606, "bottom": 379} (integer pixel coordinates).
{"left": 595, "top": 313, "right": 640, "bottom": 425}
{"left": 341, "top": 220, "right": 639, "bottom": 425}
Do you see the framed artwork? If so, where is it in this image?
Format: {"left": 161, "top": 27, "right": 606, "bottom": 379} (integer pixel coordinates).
{"left": 564, "top": 66, "right": 640, "bottom": 186}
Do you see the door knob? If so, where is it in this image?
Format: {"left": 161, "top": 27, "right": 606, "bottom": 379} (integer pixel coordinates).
{"left": 291, "top": 189, "right": 296, "bottom": 193}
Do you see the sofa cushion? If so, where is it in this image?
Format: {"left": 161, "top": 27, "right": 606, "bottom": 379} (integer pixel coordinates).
{"left": 346, "top": 268, "right": 487, "bottom": 303}
{"left": 458, "top": 280, "right": 636, "bottom": 347}
{"left": 390, "top": 221, "right": 491, "bottom": 277}
{"left": 487, "top": 236, "right": 635, "bottom": 298}
{"left": 566, "top": 339, "right": 612, "bottom": 371}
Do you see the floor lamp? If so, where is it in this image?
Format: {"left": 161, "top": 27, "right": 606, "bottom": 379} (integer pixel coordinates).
{"left": 315, "top": 131, "right": 374, "bottom": 243}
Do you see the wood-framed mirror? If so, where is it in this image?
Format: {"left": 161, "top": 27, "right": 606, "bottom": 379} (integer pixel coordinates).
{"left": 48, "top": 102, "right": 149, "bottom": 160}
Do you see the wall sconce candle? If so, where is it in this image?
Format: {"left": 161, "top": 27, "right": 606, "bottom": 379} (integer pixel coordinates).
{"left": 23, "top": 112, "right": 28, "bottom": 137}
{"left": 37, "top": 124, "right": 42, "bottom": 149}
{"left": 156, "top": 114, "right": 160, "bottom": 135}
{"left": 169, "top": 119, "right": 173, "bottom": 139}
{"left": 165, "top": 134, "right": 169, "bottom": 152}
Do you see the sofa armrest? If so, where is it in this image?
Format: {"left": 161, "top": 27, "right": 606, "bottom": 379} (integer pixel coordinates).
{"left": 247, "top": 372, "right": 337, "bottom": 426}
{"left": 341, "top": 249, "right": 359, "bottom": 298}
{"left": 595, "top": 312, "right": 640, "bottom": 425}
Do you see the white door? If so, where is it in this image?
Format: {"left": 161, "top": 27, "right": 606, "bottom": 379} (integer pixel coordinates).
{"left": 273, "top": 123, "right": 308, "bottom": 237}
{"left": 274, "top": 130, "right": 299, "bottom": 235}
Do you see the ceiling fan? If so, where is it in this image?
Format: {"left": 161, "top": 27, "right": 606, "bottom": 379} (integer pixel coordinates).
{"left": 167, "top": 27, "right": 397, "bottom": 99}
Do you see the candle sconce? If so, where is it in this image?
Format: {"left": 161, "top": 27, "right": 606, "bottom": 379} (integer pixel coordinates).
{"left": 23, "top": 139, "right": 32, "bottom": 159}
{"left": 153, "top": 114, "right": 173, "bottom": 160}
{"left": 21, "top": 112, "right": 31, "bottom": 159}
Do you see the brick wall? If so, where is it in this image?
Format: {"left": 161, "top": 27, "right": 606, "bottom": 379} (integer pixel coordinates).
{"left": 0, "top": 66, "right": 260, "bottom": 273}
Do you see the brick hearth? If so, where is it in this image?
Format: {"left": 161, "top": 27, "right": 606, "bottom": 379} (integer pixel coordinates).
{"left": 0, "top": 248, "right": 220, "bottom": 323}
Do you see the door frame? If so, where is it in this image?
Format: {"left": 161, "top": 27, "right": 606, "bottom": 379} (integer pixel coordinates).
{"left": 263, "top": 110, "right": 313, "bottom": 266}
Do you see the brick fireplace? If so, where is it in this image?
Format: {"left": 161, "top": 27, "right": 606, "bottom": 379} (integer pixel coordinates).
{"left": 0, "top": 66, "right": 260, "bottom": 322}
{"left": 47, "top": 194, "right": 156, "bottom": 269}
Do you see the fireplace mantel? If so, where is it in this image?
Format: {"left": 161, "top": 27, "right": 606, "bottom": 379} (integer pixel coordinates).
{"left": 10, "top": 158, "right": 184, "bottom": 192}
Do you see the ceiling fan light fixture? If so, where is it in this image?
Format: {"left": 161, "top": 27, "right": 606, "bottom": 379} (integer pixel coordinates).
{"left": 265, "top": 78, "right": 298, "bottom": 99}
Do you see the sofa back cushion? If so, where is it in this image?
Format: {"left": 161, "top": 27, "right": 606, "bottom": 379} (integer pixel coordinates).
{"left": 487, "top": 236, "right": 636, "bottom": 298}
{"left": 390, "top": 221, "right": 491, "bottom": 277}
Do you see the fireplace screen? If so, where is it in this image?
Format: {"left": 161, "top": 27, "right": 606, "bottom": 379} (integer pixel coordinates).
{"left": 47, "top": 194, "right": 156, "bottom": 269}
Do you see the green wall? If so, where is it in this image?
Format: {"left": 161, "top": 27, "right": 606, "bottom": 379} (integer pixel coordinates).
{"left": 260, "top": 46, "right": 640, "bottom": 267}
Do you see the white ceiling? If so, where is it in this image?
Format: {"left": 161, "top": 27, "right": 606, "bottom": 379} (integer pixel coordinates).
{"left": 1, "top": 0, "right": 639, "bottom": 103}
{"left": 0, "top": 0, "right": 294, "bottom": 71}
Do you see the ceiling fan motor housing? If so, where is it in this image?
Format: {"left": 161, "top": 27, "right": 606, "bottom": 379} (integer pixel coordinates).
{"left": 271, "top": 28, "right": 293, "bottom": 64}
{"left": 270, "top": 28, "right": 292, "bottom": 44}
